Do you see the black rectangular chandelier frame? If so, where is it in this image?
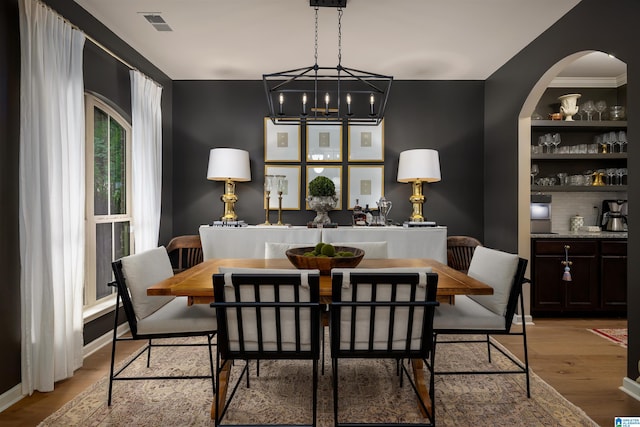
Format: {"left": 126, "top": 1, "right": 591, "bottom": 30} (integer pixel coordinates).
{"left": 263, "top": 0, "right": 392, "bottom": 126}
{"left": 264, "top": 64, "right": 392, "bottom": 126}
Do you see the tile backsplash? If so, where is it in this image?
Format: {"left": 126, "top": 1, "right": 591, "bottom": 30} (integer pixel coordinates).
{"left": 546, "top": 191, "right": 628, "bottom": 232}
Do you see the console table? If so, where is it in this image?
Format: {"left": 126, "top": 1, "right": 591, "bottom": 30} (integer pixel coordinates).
{"left": 199, "top": 225, "right": 447, "bottom": 263}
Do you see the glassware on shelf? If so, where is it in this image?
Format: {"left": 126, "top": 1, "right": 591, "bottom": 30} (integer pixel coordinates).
{"left": 551, "top": 133, "right": 561, "bottom": 153}
{"left": 617, "top": 131, "right": 627, "bottom": 153}
{"left": 594, "top": 100, "right": 607, "bottom": 120}
{"left": 531, "top": 164, "right": 539, "bottom": 186}
{"left": 610, "top": 105, "right": 626, "bottom": 120}
{"left": 582, "top": 100, "right": 595, "bottom": 121}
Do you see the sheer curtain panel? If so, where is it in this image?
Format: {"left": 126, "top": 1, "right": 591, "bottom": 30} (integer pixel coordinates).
{"left": 130, "top": 70, "right": 163, "bottom": 252}
{"left": 18, "top": 0, "right": 86, "bottom": 393}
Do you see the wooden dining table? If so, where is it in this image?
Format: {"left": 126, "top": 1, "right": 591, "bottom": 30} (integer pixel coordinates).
{"left": 147, "top": 257, "right": 494, "bottom": 419}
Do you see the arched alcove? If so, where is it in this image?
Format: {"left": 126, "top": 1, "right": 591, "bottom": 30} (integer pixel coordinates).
{"left": 517, "top": 50, "right": 628, "bottom": 322}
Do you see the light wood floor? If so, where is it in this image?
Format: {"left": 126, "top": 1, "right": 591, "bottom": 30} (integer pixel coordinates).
{"left": 1, "top": 318, "right": 639, "bottom": 426}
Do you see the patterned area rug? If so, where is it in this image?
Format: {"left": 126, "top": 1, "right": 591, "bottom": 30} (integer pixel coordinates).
{"left": 39, "top": 336, "right": 598, "bottom": 427}
{"left": 589, "top": 328, "right": 628, "bottom": 348}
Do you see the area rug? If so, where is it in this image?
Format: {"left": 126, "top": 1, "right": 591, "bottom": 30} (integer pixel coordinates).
{"left": 39, "top": 336, "right": 598, "bottom": 427}
{"left": 589, "top": 328, "right": 628, "bottom": 348}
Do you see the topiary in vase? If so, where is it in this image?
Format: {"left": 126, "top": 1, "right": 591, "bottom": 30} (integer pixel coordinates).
{"left": 307, "top": 176, "right": 338, "bottom": 225}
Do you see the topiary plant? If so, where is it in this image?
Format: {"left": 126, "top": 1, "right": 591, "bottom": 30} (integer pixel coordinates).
{"left": 308, "top": 176, "right": 336, "bottom": 197}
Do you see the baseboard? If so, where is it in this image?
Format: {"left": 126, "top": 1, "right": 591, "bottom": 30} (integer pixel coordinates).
{"left": 0, "top": 384, "right": 24, "bottom": 413}
{"left": 0, "top": 324, "right": 130, "bottom": 414}
{"left": 621, "top": 377, "right": 640, "bottom": 401}
{"left": 83, "top": 323, "right": 130, "bottom": 358}
{"left": 513, "top": 314, "right": 535, "bottom": 325}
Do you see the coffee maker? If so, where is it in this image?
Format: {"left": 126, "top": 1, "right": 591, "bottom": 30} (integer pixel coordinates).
{"left": 601, "top": 199, "right": 628, "bottom": 231}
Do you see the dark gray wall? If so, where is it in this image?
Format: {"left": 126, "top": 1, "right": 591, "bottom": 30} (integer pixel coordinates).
{"left": 0, "top": 0, "right": 174, "bottom": 395}
{"left": 485, "top": 0, "right": 640, "bottom": 378}
{"left": 0, "top": 0, "right": 22, "bottom": 395}
{"left": 172, "top": 80, "right": 485, "bottom": 236}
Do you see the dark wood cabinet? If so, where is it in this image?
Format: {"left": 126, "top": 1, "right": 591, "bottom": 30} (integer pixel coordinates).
{"left": 600, "top": 240, "right": 627, "bottom": 313}
{"left": 532, "top": 238, "right": 626, "bottom": 316}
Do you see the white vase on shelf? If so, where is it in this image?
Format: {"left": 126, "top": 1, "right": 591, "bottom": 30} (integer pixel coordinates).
{"left": 558, "top": 93, "right": 581, "bottom": 121}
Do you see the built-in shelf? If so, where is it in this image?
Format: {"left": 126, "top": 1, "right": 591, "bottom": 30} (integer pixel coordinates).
{"left": 532, "top": 120, "right": 627, "bottom": 129}
{"left": 531, "top": 153, "right": 627, "bottom": 160}
{"left": 531, "top": 185, "right": 628, "bottom": 192}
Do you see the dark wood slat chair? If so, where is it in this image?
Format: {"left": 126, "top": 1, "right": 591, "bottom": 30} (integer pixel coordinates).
{"left": 166, "top": 235, "right": 203, "bottom": 273}
{"left": 447, "top": 235, "right": 482, "bottom": 273}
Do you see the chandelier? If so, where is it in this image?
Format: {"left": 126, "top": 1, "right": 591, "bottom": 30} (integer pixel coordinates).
{"left": 263, "top": 0, "right": 393, "bottom": 126}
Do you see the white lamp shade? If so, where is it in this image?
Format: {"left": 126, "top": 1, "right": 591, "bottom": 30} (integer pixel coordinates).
{"left": 397, "top": 149, "right": 441, "bottom": 183}
{"left": 207, "top": 148, "right": 251, "bottom": 182}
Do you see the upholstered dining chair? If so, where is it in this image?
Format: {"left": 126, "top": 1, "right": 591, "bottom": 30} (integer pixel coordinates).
{"left": 330, "top": 268, "right": 439, "bottom": 427}
{"left": 433, "top": 246, "right": 530, "bottom": 397}
{"left": 108, "top": 247, "right": 217, "bottom": 406}
{"left": 446, "top": 235, "right": 482, "bottom": 273}
{"left": 166, "top": 234, "right": 203, "bottom": 273}
{"left": 211, "top": 268, "right": 322, "bottom": 427}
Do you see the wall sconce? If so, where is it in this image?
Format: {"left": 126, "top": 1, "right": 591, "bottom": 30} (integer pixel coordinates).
{"left": 207, "top": 148, "right": 251, "bottom": 222}
{"left": 397, "top": 149, "right": 441, "bottom": 222}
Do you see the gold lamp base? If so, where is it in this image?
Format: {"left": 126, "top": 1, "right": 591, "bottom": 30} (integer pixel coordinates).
{"left": 409, "top": 180, "right": 426, "bottom": 222}
{"left": 220, "top": 179, "right": 239, "bottom": 221}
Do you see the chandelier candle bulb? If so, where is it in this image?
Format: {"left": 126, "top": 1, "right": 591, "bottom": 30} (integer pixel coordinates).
{"left": 278, "top": 94, "right": 284, "bottom": 115}
{"left": 302, "top": 93, "right": 307, "bottom": 115}
{"left": 347, "top": 93, "right": 352, "bottom": 115}
{"left": 370, "top": 94, "right": 375, "bottom": 115}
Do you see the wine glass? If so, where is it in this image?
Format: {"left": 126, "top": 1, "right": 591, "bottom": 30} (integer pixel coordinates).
{"left": 594, "top": 100, "right": 607, "bottom": 121}
{"left": 531, "top": 164, "right": 539, "bottom": 186}
{"left": 617, "top": 131, "right": 627, "bottom": 153}
{"left": 608, "top": 131, "right": 618, "bottom": 153}
{"left": 582, "top": 100, "right": 595, "bottom": 121}
{"left": 551, "top": 133, "right": 561, "bottom": 153}
{"left": 537, "top": 135, "right": 546, "bottom": 154}
{"left": 544, "top": 133, "right": 553, "bottom": 154}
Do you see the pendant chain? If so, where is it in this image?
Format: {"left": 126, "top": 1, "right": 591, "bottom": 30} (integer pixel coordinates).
{"left": 337, "top": 8, "right": 343, "bottom": 66}
{"left": 314, "top": 6, "right": 319, "bottom": 66}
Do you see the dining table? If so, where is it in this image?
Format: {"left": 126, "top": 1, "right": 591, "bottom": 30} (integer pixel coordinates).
{"left": 146, "top": 257, "right": 494, "bottom": 419}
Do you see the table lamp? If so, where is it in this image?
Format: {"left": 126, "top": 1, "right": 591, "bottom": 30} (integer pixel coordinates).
{"left": 397, "top": 149, "right": 441, "bottom": 222}
{"left": 207, "top": 148, "right": 251, "bottom": 221}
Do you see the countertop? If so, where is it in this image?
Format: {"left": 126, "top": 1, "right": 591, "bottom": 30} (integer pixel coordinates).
{"left": 531, "top": 231, "right": 627, "bottom": 239}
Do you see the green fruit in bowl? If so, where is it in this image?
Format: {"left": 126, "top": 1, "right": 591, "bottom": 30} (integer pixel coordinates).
{"left": 321, "top": 244, "right": 336, "bottom": 257}
{"left": 314, "top": 242, "right": 325, "bottom": 253}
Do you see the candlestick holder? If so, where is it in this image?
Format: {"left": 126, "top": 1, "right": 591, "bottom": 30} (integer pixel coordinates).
{"left": 274, "top": 175, "right": 286, "bottom": 226}
{"left": 262, "top": 175, "right": 274, "bottom": 225}
{"left": 276, "top": 190, "right": 284, "bottom": 225}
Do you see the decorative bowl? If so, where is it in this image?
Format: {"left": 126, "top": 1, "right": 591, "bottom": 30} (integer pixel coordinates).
{"left": 285, "top": 246, "right": 365, "bottom": 275}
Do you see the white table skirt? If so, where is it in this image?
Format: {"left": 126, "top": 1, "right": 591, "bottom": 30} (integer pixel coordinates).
{"left": 199, "top": 225, "right": 447, "bottom": 263}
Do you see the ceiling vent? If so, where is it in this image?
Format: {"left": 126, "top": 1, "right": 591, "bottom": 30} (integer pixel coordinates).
{"left": 143, "top": 14, "right": 172, "bottom": 32}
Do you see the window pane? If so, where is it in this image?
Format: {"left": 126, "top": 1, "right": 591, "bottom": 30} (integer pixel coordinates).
{"left": 95, "top": 223, "right": 114, "bottom": 300}
{"left": 93, "top": 108, "right": 109, "bottom": 215}
{"left": 114, "top": 221, "right": 131, "bottom": 260}
{"left": 110, "top": 119, "right": 127, "bottom": 215}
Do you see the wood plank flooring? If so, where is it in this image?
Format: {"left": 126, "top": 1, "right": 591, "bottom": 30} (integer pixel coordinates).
{"left": 495, "top": 318, "right": 640, "bottom": 427}
{"left": 1, "top": 318, "right": 639, "bottom": 426}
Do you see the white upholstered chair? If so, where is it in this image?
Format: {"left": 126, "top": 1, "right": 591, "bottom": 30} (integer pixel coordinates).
{"left": 330, "top": 268, "right": 439, "bottom": 426}
{"left": 211, "top": 268, "right": 322, "bottom": 427}
{"left": 433, "top": 246, "right": 530, "bottom": 397}
{"left": 108, "top": 247, "right": 217, "bottom": 405}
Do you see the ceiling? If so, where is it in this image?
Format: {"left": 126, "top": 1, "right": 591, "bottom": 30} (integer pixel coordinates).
{"left": 72, "top": 0, "right": 626, "bottom": 82}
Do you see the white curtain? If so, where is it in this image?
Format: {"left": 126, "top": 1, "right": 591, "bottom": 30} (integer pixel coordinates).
{"left": 130, "top": 70, "right": 163, "bottom": 252}
{"left": 18, "top": 0, "right": 86, "bottom": 393}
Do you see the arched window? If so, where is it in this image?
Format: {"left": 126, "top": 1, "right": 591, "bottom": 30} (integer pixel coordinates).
{"left": 84, "top": 94, "right": 133, "bottom": 316}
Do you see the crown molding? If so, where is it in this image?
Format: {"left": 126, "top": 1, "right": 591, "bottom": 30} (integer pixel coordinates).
{"left": 549, "top": 74, "right": 627, "bottom": 88}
